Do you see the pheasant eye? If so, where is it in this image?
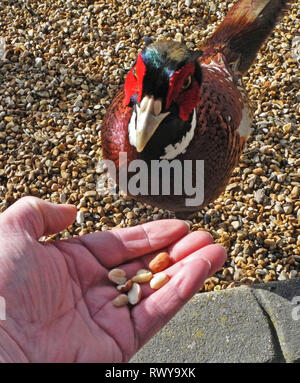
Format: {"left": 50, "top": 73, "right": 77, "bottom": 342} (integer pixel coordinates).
{"left": 182, "top": 75, "right": 192, "bottom": 90}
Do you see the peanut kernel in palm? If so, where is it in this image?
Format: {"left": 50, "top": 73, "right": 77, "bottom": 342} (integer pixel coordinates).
{"left": 149, "top": 252, "right": 170, "bottom": 273}
{"left": 132, "top": 270, "right": 153, "bottom": 283}
{"left": 108, "top": 268, "right": 127, "bottom": 285}
{"left": 116, "top": 279, "right": 133, "bottom": 292}
{"left": 150, "top": 273, "right": 169, "bottom": 290}
{"left": 112, "top": 294, "right": 129, "bottom": 307}
{"left": 128, "top": 282, "right": 141, "bottom": 305}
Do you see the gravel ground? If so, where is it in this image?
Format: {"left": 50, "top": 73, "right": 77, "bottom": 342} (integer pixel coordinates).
{"left": 0, "top": 0, "right": 299, "bottom": 292}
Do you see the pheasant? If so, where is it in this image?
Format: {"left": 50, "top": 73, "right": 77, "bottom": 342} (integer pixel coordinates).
{"left": 101, "top": 0, "right": 290, "bottom": 218}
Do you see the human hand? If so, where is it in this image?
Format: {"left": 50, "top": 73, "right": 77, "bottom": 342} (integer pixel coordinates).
{"left": 0, "top": 197, "right": 226, "bottom": 362}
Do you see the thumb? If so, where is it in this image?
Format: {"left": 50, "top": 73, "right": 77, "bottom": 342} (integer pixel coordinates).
{"left": 0, "top": 196, "right": 77, "bottom": 239}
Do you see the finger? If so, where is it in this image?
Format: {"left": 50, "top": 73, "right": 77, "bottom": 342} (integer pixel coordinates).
{"left": 79, "top": 219, "right": 189, "bottom": 268}
{"left": 0, "top": 196, "right": 77, "bottom": 239}
{"left": 168, "top": 231, "right": 213, "bottom": 262}
{"left": 132, "top": 244, "right": 226, "bottom": 347}
{"left": 167, "top": 243, "right": 226, "bottom": 278}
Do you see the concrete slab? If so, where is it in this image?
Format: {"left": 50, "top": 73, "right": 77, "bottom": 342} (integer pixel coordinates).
{"left": 131, "top": 286, "right": 282, "bottom": 363}
{"left": 252, "top": 279, "right": 300, "bottom": 363}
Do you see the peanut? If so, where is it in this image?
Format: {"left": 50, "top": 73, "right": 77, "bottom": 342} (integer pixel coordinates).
{"left": 108, "top": 268, "right": 127, "bottom": 285}
{"left": 149, "top": 252, "right": 170, "bottom": 273}
{"left": 128, "top": 282, "right": 141, "bottom": 305}
{"left": 116, "top": 279, "right": 133, "bottom": 293}
{"left": 150, "top": 273, "right": 169, "bottom": 290}
{"left": 136, "top": 269, "right": 150, "bottom": 275}
{"left": 132, "top": 270, "right": 153, "bottom": 283}
{"left": 112, "top": 294, "right": 129, "bottom": 307}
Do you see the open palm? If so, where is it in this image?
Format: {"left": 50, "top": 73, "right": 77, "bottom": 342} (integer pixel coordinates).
{"left": 0, "top": 197, "right": 225, "bottom": 362}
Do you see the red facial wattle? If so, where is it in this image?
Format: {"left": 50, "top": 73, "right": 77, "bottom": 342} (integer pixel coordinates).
{"left": 166, "top": 62, "right": 200, "bottom": 121}
{"left": 124, "top": 54, "right": 146, "bottom": 106}
{"left": 124, "top": 54, "right": 199, "bottom": 122}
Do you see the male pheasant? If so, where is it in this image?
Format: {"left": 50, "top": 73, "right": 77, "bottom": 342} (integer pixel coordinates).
{"left": 101, "top": 0, "right": 290, "bottom": 218}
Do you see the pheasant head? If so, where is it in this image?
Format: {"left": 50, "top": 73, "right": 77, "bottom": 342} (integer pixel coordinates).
{"left": 123, "top": 40, "right": 202, "bottom": 160}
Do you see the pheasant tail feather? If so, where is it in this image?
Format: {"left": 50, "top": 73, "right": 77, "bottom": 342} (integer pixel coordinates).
{"left": 204, "top": 0, "right": 291, "bottom": 73}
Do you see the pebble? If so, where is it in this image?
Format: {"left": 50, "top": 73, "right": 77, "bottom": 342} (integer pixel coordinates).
{"left": 283, "top": 205, "right": 293, "bottom": 214}
{"left": 278, "top": 270, "right": 289, "bottom": 281}
{"left": 175, "top": 33, "right": 184, "bottom": 43}
{"left": 255, "top": 269, "right": 267, "bottom": 276}
{"left": 76, "top": 211, "right": 84, "bottom": 225}
{"left": 290, "top": 186, "right": 299, "bottom": 199}
{"left": 289, "top": 270, "right": 298, "bottom": 279}
{"left": 291, "top": 36, "right": 300, "bottom": 62}
{"left": 60, "top": 193, "right": 67, "bottom": 203}
{"left": 35, "top": 58, "right": 43, "bottom": 68}
{"left": 254, "top": 189, "right": 265, "bottom": 204}
{"left": 233, "top": 269, "right": 243, "bottom": 281}
{"left": 277, "top": 174, "right": 286, "bottom": 183}
{"left": 0, "top": 37, "right": 5, "bottom": 60}
{"left": 126, "top": 211, "right": 135, "bottom": 219}
{"left": 231, "top": 221, "right": 240, "bottom": 230}
{"left": 264, "top": 238, "right": 276, "bottom": 248}
{"left": 253, "top": 168, "right": 263, "bottom": 176}
{"left": 84, "top": 190, "right": 97, "bottom": 197}
{"left": 274, "top": 203, "right": 283, "bottom": 213}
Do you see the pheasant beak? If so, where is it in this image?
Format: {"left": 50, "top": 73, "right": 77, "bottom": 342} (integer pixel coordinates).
{"left": 135, "top": 96, "right": 170, "bottom": 152}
